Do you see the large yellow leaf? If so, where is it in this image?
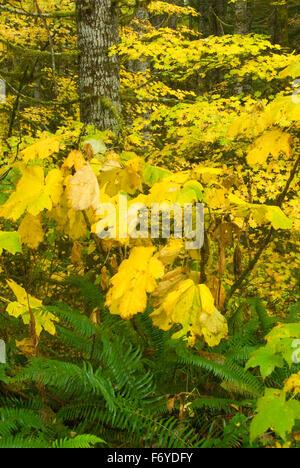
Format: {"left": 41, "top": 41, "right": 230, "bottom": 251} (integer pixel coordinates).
{"left": 18, "top": 213, "right": 44, "bottom": 249}
{"left": 106, "top": 246, "right": 165, "bottom": 319}
{"left": 67, "top": 163, "right": 100, "bottom": 211}
{"left": 0, "top": 166, "right": 63, "bottom": 221}
{"left": 44, "top": 168, "right": 63, "bottom": 206}
{"left": 247, "top": 129, "right": 291, "bottom": 166}
{"left": 150, "top": 279, "right": 228, "bottom": 346}
{"left": 98, "top": 156, "right": 143, "bottom": 197}
{"left": 6, "top": 280, "right": 58, "bottom": 336}
{"left": 158, "top": 238, "right": 184, "bottom": 265}
{"left": 49, "top": 193, "right": 88, "bottom": 240}
{"left": 63, "top": 150, "right": 86, "bottom": 172}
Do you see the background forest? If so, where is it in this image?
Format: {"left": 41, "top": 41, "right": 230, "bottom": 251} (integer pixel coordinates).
{"left": 0, "top": 0, "right": 299, "bottom": 449}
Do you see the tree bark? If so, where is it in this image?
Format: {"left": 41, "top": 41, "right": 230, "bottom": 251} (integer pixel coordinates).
{"left": 234, "top": 0, "right": 252, "bottom": 35}
{"left": 150, "top": 0, "right": 182, "bottom": 30}
{"left": 270, "top": 0, "right": 289, "bottom": 47}
{"left": 76, "top": 0, "right": 121, "bottom": 131}
{"left": 234, "top": 0, "right": 253, "bottom": 94}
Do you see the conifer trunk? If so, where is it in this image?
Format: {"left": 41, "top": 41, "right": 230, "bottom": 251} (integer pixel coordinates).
{"left": 76, "top": 0, "right": 121, "bottom": 131}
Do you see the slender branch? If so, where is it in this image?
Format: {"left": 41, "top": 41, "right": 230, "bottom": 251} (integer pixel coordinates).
{"left": 82, "top": 211, "right": 104, "bottom": 257}
{"left": 0, "top": 37, "right": 77, "bottom": 58}
{"left": 7, "top": 42, "right": 51, "bottom": 136}
{"left": 34, "top": 0, "right": 58, "bottom": 97}
{"left": 276, "top": 153, "right": 300, "bottom": 207}
{"left": 0, "top": 4, "right": 75, "bottom": 19}
{"left": 7, "top": 65, "right": 30, "bottom": 137}
{"left": 0, "top": 73, "right": 81, "bottom": 107}
{"left": 224, "top": 229, "right": 273, "bottom": 310}
{"left": 210, "top": 7, "right": 233, "bottom": 28}
{"left": 224, "top": 153, "right": 300, "bottom": 310}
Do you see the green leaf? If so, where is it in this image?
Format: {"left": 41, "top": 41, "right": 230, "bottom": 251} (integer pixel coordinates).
{"left": 266, "top": 206, "right": 293, "bottom": 230}
{"left": 246, "top": 347, "right": 284, "bottom": 379}
{"left": 0, "top": 231, "right": 22, "bottom": 255}
{"left": 262, "top": 323, "right": 300, "bottom": 367}
{"left": 266, "top": 323, "right": 300, "bottom": 342}
{"left": 184, "top": 181, "right": 203, "bottom": 202}
{"left": 250, "top": 389, "right": 295, "bottom": 443}
{"left": 143, "top": 163, "right": 171, "bottom": 185}
{"left": 286, "top": 399, "right": 300, "bottom": 420}
{"left": 83, "top": 138, "right": 107, "bottom": 155}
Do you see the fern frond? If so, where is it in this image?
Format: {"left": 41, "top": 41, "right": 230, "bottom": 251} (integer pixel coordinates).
{"left": 15, "top": 358, "right": 116, "bottom": 410}
{"left": 51, "top": 434, "right": 105, "bottom": 448}
{"left": 177, "top": 347, "right": 263, "bottom": 397}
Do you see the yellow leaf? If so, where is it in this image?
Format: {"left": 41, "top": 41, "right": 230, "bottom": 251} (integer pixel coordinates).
{"left": 16, "top": 338, "right": 36, "bottom": 358}
{"left": 71, "top": 240, "right": 83, "bottom": 264}
{"left": 67, "top": 163, "right": 100, "bottom": 211}
{"left": 0, "top": 166, "right": 55, "bottom": 221}
{"left": 247, "top": 130, "right": 291, "bottom": 166}
{"left": 284, "top": 372, "right": 300, "bottom": 395}
{"left": 49, "top": 193, "right": 88, "bottom": 240}
{"left": 45, "top": 168, "right": 63, "bottom": 206}
{"left": 21, "top": 136, "right": 60, "bottom": 163}
{"left": 198, "top": 284, "right": 215, "bottom": 315}
{"left": 18, "top": 213, "right": 44, "bottom": 249}
{"left": 99, "top": 156, "right": 143, "bottom": 197}
{"left": 6, "top": 279, "right": 58, "bottom": 336}
{"left": 150, "top": 279, "right": 228, "bottom": 346}
{"left": 158, "top": 238, "right": 184, "bottom": 265}
{"left": 63, "top": 150, "right": 86, "bottom": 172}
{"left": 106, "top": 246, "right": 165, "bottom": 319}
{"left": 205, "top": 188, "right": 226, "bottom": 209}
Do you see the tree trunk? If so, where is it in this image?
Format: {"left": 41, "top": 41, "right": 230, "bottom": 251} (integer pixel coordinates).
{"left": 270, "top": 0, "right": 289, "bottom": 47}
{"left": 76, "top": 0, "right": 121, "bottom": 131}
{"left": 234, "top": 0, "right": 253, "bottom": 95}
{"left": 194, "top": 0, "right": 227, "bottom": 37}
{"left": 150, "top": 0, "right": 182, "bottom": 30}
{"left": 128, "top": 6, "right": 150, "bottom": 74}
{"left": 235, "top": 0, "right": 252, "bottom": 35}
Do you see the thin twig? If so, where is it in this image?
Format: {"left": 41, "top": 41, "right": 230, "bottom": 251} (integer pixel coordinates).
{"left": 0, "top": 4, "right": 75, "bottom": 19}
{"left": 34, "top": 0, "right": 58, "bottom": 97}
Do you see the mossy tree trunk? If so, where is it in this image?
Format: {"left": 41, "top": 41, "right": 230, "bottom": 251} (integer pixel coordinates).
{"left": 234, "top": 0, "right": 252, "bottom": 35}
{"left": 76, "top": 0, "right": 121, "bottom": 131}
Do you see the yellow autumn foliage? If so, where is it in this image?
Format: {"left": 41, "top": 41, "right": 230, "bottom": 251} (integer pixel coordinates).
{"left": 6, "top": 279, "right": 58, "bottom": 336}
{"left": 21, "top": 136, "right": 60, "bottom": 163}
{"left": 18, "top": 213, "right": 44, "bottom": 249}
{"left": 158, "top": 238, "right": 185, "bottom": 265}
{"left": 150, "top": 279, "right": 228, "bottom": 346}
{"left": 247, "top": 129, "right": 291, "bottom": 166}
{"left": 63, "top": 150, "right": 86, "bottom": 172}
{"left": 0, "top": 166, "right": 63, "bottom": 221}
{"left": 284, "top": 372, "right": 300, "bottom": 395}
{"left": 106, "top": 246, "right": 165, "bottom": 319}
{"left": 67, "top": 162, "right": 100, "bottom": 211}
